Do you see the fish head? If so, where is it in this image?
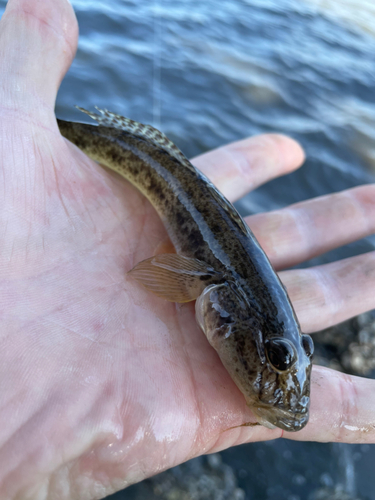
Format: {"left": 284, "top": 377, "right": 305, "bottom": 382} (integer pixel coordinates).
{"left": 195, "top": 282, "right": 314, "bottom": 432}
{"left": 250, "top": 329, "right": 314, "bottom": 432}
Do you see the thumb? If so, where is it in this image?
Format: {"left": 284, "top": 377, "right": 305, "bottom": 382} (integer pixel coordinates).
{"left": 0, "top": 0, "right": 78, "bottom": 118}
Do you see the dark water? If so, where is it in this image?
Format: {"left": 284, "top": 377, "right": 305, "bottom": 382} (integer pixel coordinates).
{"left": 2, "top": 0, "right": 375, "bottom": 498}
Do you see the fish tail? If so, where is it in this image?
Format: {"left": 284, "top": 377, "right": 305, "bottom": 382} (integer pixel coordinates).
{"left": 75, "top": 106, "right": 192, "bottom": 169}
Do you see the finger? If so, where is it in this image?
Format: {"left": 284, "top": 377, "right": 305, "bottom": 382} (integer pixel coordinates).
{"left": 280, "top": 252, "right": 375, "bottom": 333}
{"left": 246, "top": 185, "right": 375, "bottom": 270}
{"left": 191, "top": 134, "right": 305, "bottom": 202}
{"left": 207, "top": 365, "right": 375, "bottom": 450}
{"left": 0, "top": 0, "right": 78, "bottom": 114}
{"left": 285, "top": 365, "right": 375, "bottom": 443}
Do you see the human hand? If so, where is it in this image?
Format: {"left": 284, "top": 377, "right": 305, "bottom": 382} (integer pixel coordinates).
{"left": 1, "top": 0, "right": 375, "bottom": 498}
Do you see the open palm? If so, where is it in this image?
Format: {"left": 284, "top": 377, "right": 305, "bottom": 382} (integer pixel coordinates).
{"left": 1, "top": 0, "right": 375, "bottom": 499}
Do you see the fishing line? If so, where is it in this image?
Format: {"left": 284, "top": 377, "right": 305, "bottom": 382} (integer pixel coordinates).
{"left": 153, "top": 0, "right": 162, "bottom": 130}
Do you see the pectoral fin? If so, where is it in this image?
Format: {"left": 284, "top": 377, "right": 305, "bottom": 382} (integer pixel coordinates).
{"left": 128, "top": 254, "right": 221, "bottom": 302}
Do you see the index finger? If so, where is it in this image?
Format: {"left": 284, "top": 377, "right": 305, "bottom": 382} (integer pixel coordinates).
{"left": 191, "top": 133, "right": 305, "bottom": 201}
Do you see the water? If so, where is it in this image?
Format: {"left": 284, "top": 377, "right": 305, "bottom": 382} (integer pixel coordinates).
{"left": 55, "top": 0, "right": 375, "bottom": 263}
{"left": 1, "top": 0, "right": 375, "bottom": 498}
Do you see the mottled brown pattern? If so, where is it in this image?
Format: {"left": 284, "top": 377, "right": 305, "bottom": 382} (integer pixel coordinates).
{"left": 57, "top": 112, "right": 313, "bottom": 432}
{"left": 76, "top": 107, "right": 193, "bottom": 171}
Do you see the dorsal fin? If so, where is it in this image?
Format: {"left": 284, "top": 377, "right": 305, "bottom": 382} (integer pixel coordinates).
{"left": 75, "top": 106, "right": 193, "bottom": 169}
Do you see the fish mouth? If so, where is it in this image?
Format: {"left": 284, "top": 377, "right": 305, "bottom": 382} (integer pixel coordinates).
{"left": 252, "top": 406, "right": 309, "bottom": 432}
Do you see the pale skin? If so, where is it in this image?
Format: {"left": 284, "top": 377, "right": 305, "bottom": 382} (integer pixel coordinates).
{"left": 1, "top": 0, "right": 375, "bottom": 499}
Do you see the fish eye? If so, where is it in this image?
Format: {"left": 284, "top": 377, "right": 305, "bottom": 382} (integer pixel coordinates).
{"left": 301, "top": 334, "right": 314, "bottom": 358}
{"left": 265, "top": 338, "right": 297, "bottom": 372}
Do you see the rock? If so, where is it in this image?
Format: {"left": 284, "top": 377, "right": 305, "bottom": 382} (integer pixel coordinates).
{"left": 313, "top": 310, "right": 375, "bottom": 377}
{"left": 125, "top": 454, "right": 246, "bottom": 500}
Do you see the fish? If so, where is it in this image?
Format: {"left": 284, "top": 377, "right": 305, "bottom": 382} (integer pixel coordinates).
{"left": 57, "top": 107, "right": 314, "bottom": 432}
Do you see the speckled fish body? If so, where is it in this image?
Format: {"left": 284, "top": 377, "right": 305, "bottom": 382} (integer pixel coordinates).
{"left": 57, "top": 108, "right": 314, "bottom": 432}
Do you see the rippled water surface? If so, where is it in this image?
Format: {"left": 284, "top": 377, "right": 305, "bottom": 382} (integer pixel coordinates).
{"left": 56, "top": 0, "right": 375, "bottom": 264}
{"left": 1, "top": 0, "right": 375, "bottom": 498}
